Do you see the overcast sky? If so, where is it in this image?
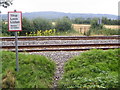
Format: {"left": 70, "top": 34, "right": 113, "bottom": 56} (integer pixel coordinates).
{"left": 1, "top": 0, "right": 119, "bottom": 15}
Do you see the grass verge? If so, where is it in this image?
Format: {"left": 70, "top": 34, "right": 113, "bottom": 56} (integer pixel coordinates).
{"left": 58, "top": 49, "right": 119, "bottom": 88}
{"left": 1, "top": 51, "right": 56, "bottom": 88}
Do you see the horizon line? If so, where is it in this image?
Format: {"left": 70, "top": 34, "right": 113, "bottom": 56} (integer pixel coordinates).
{"left": 1, "top": 10, "right": 118, "bottom": 16}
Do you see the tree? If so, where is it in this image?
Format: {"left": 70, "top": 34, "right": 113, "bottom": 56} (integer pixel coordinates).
{"left": 32, "top": 18, "right": 53, "bottom": 31}
{"left": 1, "top": 0, "right": 14, "bottom": 35}
{"left": 102, "top": 17, "right": 119, "bottom": 25}
{"left": 19, "top": 17, "right": 34, "bottom": 36}
{"left": 72, "top": 17, "right": 91, "bottom": 24}
{"left": 2, "top": 22, "right": 14, "bottom": 36}
{"left": 90, "top": 18, "right": 103, "bottom": 30}
{"left": 55, "top": 17, "right": 72, "bottom": 32}
{"left": 72, "top": 17, "right": 83, "bottom": 24}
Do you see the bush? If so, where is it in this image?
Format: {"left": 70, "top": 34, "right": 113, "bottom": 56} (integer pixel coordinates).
{"left": 1, "top": 51, "right": 56, "bottom": 88}
{"left": 58, "top": 49, "right": 119, "bottom": 88}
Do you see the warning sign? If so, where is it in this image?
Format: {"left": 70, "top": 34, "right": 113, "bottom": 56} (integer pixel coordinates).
{"left": 8, "top": 11, "right": 22, "bottom": 31}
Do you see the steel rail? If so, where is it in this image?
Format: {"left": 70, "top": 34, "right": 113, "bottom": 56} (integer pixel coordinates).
{"left": 9, "top": 47, "right": 119, "bottom": 52}
{"left": 1, "top": 36, "right": 119, "bottom": 41}
{"left": 1, "top": 43, "right": 120, "bottom": 49}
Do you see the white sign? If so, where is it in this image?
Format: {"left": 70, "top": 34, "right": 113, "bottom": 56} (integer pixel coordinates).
{"left": 8, "top": 11, "right": 22, "bottom": 31}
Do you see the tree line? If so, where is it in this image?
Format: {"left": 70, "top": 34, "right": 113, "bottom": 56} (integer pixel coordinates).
{"left": 72, "top": 17, "right": 120, "bottom": 25}
{"left": 2, "top": 16, "right": 72, "bottom": 36}
{"left": 2, "top": 16, "right": 119, "bottom": 36}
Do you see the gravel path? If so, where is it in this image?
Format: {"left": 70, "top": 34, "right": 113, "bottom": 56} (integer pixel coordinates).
{"left": 29, "top": 51, "right": 83, "bottom": 88}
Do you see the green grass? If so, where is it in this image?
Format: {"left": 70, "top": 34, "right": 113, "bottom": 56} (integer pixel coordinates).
{"left": 55, "top": 29, "right": 81, "bottom": 36}
{"left": 58, "top": 49, "right": 119, "bottom": 88}
{"left": 85, "top": 28, "right": 120, "bottom": 36}
{"left": 1, "top": 51, "right": 56, "bottom": 88}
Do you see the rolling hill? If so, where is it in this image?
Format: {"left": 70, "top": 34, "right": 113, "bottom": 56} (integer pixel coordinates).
{"left": 2, "top": 11, "right": 118, "bottom": 20}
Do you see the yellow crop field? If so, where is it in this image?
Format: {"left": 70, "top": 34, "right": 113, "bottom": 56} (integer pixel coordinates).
{"left": 72, "top": 24, "right": 120, "bottom": 33}
{"left": 72, "top": 24, "right": 90, "bottom": 33}
{"left": 104, "top": 25, "right": 120, "bottom": 29}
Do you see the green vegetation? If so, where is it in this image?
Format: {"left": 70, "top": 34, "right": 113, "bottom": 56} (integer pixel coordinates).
{"left": 24, "top": 29, "right": 79, "bottom": 36}
{"left": 54, "top": 29, "right": 79, "bottom": 36}
{"left": 72, "top": 17, "right": 120, "bottom": 25}
{"left": 2, "top": 16, "right": 119, "bottom": 36}
{"left": 72, "top": 17, "right": 91, "bottom": 24}
{"left": 102, "top": 17, "right": 120, "bottom": 25}
{"left": 24, "top": 29, "right": 56, "bottom": 36}
{"left": 55, "top": 17, "right": 72, "bottom": 32}
{"left": 1, "top": 51, "right": 56, "bottom": 88}
{"left": 2, "top": 22, "right": 14, "bottom": 36}
{"left": 90, "top": 18, "right": 104, "bottom": 30}
{"left": 84, "top": 19, "right": 120, "bottom": 36}
{"left": 58, "top": 49, "right": 119, "bottom": 88}
{"left": 20, "top": 17, "right": 35, "bottom": 36}
{"left": 32, "top": 18, "right": 53, "bottom": 31}
{"left": 2, "top": 17, "right": 73, "bottom": 36}
{"left": 85, "top": 28, "right": 120, "bottom": 36}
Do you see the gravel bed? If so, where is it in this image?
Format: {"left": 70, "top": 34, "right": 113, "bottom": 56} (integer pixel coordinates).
{"left": 4, "top": 46, "right": 119, "bottom": 51}
{"left": 2, "top": 39, "right": 119, "bottom": 46}
{"left": 29, "top": 51, "right": 83, "bottom": 88}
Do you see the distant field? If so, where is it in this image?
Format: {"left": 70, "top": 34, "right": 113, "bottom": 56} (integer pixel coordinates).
{"left": 72, "top": 24, "right": 119, "bottom": 33}
{"left": 104, "top": 25, "right": 120, "bottom": 29}
{"left": 72, "top": 24, "right": 90, "bottom": 33}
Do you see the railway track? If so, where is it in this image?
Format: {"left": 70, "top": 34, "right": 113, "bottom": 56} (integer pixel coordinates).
{"left": 1, "top": 36, "right": 119, "bottom": 52}
{"left": 1, "top": 43, "right": 119, "bottom": 52}
{"left": 1, "top": 36, "right": 119, "bottom": 88}
{"left": 8, "top": 47, "right": 119, "bottom": 52}
{"left": 1, "top": 36, "right": 119, "bottom": 41}
{"left": 1, "top": 43, "right": 119, "bottom": 49}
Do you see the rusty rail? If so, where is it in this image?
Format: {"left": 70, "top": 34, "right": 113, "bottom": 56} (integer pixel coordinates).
{"left": 1, "top": 36, "right": 119, "bottom": 41}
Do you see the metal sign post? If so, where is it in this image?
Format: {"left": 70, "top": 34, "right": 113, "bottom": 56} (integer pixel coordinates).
{"left": 15, "top": 31, "right": 19, "bottom": 71}
{"left": 8, "top": 10, "right": 22, "bottom": 71}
